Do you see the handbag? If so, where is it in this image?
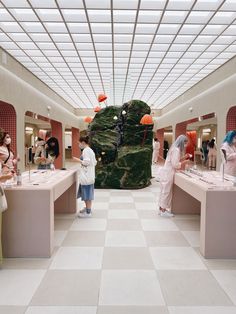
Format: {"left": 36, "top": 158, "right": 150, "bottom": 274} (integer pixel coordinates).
{"left": 0, "top": 184, "right": 8, "bottom": 213}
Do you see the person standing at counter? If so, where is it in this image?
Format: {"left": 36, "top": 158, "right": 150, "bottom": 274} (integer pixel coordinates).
{"left": 0, "top": 172, "right": 13, "bottom": 267}
{"left": 0, "top": 130, "right": 20, "bottom": 173}
{"left": 34, "top": 137, "right": 59, "bottom": 169}
{"left": 73, "top": 136, "right": 97, "bottom": 218}
{"left": 221, "top": 130, "right": 236, "bottom": 176}
{"left": 207, "top": 138, "right": 217, "bottom": 170}
{"left": 158, "top": 135, "right": 190, "bottom": 218}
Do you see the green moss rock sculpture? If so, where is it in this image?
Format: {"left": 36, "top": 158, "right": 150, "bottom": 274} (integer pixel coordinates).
{"left": 89, "top": 100, "right": 153, "bottom": 189}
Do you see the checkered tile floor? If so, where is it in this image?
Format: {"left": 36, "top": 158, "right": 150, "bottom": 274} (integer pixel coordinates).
{"left": 0, "top": 166, "right": 236, "bottom": 314}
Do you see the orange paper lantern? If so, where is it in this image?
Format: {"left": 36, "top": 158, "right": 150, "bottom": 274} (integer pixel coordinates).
{"left": 94, "top": 106, "right": 101, "bottom": 112}
{"left": 84, "top": 116, "right": 93, "bottom": 123}
{"left": 140, "top": 114, "right": 154, "bottom": 125}
{"left": 98, "top": 93, "right": 107, "bottom": 103}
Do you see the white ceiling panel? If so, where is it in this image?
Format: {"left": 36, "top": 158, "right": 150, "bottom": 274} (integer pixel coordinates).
{"left": 0, "top": 1, "right": 235, "bottom": 109}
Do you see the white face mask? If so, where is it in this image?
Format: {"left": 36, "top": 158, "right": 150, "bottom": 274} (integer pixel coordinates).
{"left": 184, "top": 143, "right": 188, "bottom": 148}
{"left": 5, "top": 138, "right": 11, "bottom": 145}
{"left": 232, "top": 137, "right": 236, "bottom": 144}
{"left": 79, "top": 143, "right": 84, "bottom": 149}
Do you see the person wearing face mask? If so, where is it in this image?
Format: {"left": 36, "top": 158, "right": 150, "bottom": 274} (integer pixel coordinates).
{"left": 34, "top": 136, "right": 59, "bottom": 169}
{"left": 73, "top": 136, "right": 97, "bottom": 218}
{"left": 0, "top": 130, "right": 20, "bottom": 173}
{"left": 158, "top": 134, "right": 191, "bottom": 217}
{"left": 221, "top": 130, "right": 236, "bottom": 176}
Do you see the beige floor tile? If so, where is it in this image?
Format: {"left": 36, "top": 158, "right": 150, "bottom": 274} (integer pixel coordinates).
{"left": 90, "top": 210, "right": 108, "bottom": 218}
{"left": 2, "top": 258, "right": 52, "bottom": 270}
{"left": 211, "top": 271, "right": 236, "bottom": 305}
{"left": 194, "top": 248, "right": 236, "bottom": 271}
{"left": 173, "top": 219, "right": 200, "bottom": 231}
{"left": 54, "top": 231, "right": 68, "bottom": 247}
{"left": 97, "top": 306, "right": 169, "bottom": 314}
{"left": 105, "top": 231, "right": 146, "bottom": 247}
{"left": 137, "top": 210, "right": 159, "bottom": 219}
{"left": 108, "top": 210, "right": 138, "bottom": 219}
{"left": 110, "top": 191, "right": 133, "bottom": 197}
{"left": 109, "top": 203, "right": 135, "bottom": 210}
{"left": 168, "top": 306, "right": 236, "bottom": 314}
{"left": 92, "top": 202, "right": 109, "bottom": 210}
{"left": 158, "top": 270, "right": 233, "bottom": 306}
{"left": 135, "top": 203, "right": 158, "bottom": 211}
{"left": 62, "top": 231, "right": 105, "bottom": 247}
{"left": 150, "top": 247, "right": 206, "bottom": 270}
{"left": 181, "top": 231, "right": 200, "bottom": 247}
{"left": 102, "top": 247, "right": 154, "bottom": 269}
{"left": 107, "top": 219, "right": 142, "bottom": 230}
{"left": 145, "top": 231, "right": 189, "bottom": 247}
{"left": 133, "top": 197, "right": 156, "bottom": 203}
{"left": 110, "top": 196, "right": 134, "bottom": 203}
{"left": 25, "top": 306, "right": 97, "bottom": 314}
{"left": 70, "top": 218, "right": 107, "bottom": 231}
{"left": 0, "top": 306, "right": 26, "bottom": 314}
{"left": 54, "top": 219, "right": 74, "bottom": 231}
{"left": 31, "top": 270, "right": 100, "bottom": 306}
{"left": 95, "top": 196, "right": 110, "bottom": 202}
{"left": 99, "top": 270, "right": 165, "bottom": 305}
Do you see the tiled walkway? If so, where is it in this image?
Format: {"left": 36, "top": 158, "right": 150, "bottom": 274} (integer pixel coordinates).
{"left": 0, "top": 166, "right": 236, "bottom": 314}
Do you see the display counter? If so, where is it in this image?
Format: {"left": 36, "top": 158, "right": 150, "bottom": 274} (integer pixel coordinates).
{"left": 2, "top": 169, "right": 78, "bottom": 258}
{"left": 173, "top": 170, "right": 236, "bottom": 258}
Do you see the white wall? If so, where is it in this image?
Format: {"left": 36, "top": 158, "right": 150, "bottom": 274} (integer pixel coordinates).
{"left": 156, "top": 56, "right": 236, "bottom": 169}
{"left": 0, "top": 48, "right": 81, "bottom": 169}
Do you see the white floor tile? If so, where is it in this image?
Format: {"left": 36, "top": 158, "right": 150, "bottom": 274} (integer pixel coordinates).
{"left": 211, "top": 271, "right": 236, "bottom": 305}
{"left": 168, "top": 306, "right": 236, "bottom": 314}
{"left": 0, "top": 270, "right": 46, "bottom": 305}
{"left": 70, "top": 219, "right": 107, "bottom": 231}
{"left": 25, "top": 306, "right": 97, "bottom": 314}
{"left": 108, "top": 210, "right": 138, "bottom": 219}
{"left": 50, "top": 247, "right": 103, "bottom": 270}
{"left": 105, "top": 231, "right": 146, "bottom": 247}
{"left": 150, "top": 247, "right": 206, "bottom": 270}
{"left": 99, "top": 270, "right": 165, "bottom": 305}
{"left": 141, "top": 219, "right": 179, "bottom": 231}
{"left": 131, "top": 192, "right": 156, "bottom": 198}
{"left": 181, "top": 231, "right": 200, "bottom": 247}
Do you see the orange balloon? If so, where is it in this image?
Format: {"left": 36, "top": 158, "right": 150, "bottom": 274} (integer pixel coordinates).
{"left": 84, "top": 116, "right": 93, "bottom": 123}
{"left": 94, "top": 106, "right": 102, "bottom": 112}
{"left": 140, "top": 114, "right": 154, "bottom": 125}
{"left": 98, "top": 94, "right": 107, "bottom": 102}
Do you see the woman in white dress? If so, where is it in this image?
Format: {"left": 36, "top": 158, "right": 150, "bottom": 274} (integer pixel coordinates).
{"left": 159, "top": 135, "right": 191, "bottom": 217}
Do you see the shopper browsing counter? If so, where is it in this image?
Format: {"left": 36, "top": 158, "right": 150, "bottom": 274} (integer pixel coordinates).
{"left": 221, "top": 130, "right": 236, "bottom": 176}
{"left": 158, "top": 135, "right": 191, "bottom": 217}
{"left": 34, "top": 137, "right": 59, "bottom": 170}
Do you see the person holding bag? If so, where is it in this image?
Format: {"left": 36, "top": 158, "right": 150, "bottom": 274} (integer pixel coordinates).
{"left": 0, "top": 130, "right": 20, "bottom": 173}
{"left": 73, "top": 136, "right": 97, "bottom": 218}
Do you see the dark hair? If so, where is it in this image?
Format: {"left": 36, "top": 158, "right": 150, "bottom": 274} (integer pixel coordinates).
{"left": 37, "top": 137, "right": 44, "bottom": 142}
{"left": 79, "top": 136, "right": 89, "bottom": 144}
{"left": 46, "top": 137, "right": 59, "bottom": 158}
{"left": 208, "top": 139, "right": 215, "bottom": 148}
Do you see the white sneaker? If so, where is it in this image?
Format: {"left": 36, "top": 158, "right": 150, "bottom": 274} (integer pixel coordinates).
{"left": 79, "top": 208, "right": 86, "bottom": 214}
{"left": 78, "top": 211, "right": 92, "bottom": 218}
{"left": 160, "top": 211, "right": 174, "bottom": 218}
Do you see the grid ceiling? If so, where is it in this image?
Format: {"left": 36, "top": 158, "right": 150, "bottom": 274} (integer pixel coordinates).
{"left": 0, "top": 0, "right": 236, "bottom": 109}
